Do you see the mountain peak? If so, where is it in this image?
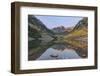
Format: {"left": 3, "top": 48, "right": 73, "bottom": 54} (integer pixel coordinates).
{"left": 52, "top": 26, "right": 66, "bottom": 33}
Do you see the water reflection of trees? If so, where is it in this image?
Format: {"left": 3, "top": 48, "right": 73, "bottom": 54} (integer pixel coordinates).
{"left": 28, "top": 40, "right": 54, "bottom": 60}
{"left": 51, "top": 43, "right": 87, "bottom": 58}
{"left": 28, "top": 40, "right": 87, "bottom": 60}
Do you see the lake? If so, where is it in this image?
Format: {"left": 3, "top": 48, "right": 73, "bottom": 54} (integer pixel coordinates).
{"left": 28, "top": 40, "right": 87, "bottom": 60}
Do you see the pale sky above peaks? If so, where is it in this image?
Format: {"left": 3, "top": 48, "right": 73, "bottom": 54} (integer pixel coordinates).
{"left": 34, "top": 15, "right": 83, "bottom": 29}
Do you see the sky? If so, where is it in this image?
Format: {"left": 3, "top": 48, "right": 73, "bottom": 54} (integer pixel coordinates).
{"left": 35, "top": 15, "right": 83, "bottom": 29}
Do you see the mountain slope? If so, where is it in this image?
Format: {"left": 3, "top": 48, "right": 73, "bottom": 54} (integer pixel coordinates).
{"left": 28, "top": 15, "right": 55, "bottom": 41}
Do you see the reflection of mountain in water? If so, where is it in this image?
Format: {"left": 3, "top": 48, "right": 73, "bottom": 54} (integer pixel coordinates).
{"left": 28, "top": 41, "right": 87, "bottom": 60}
{"left": 28, "top": 40, "right": 54, "bottom": 60}
{"left": 52, "top": 44, "right": 66, "bottom": 51}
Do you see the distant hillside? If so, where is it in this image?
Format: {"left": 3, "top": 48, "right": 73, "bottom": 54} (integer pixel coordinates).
{"left": 28, "top": 15, "right": 55, "bottom": 41}
{"left": 67, "top": 17, "right": 88, "bottom": 38}
{"left": 72, "top": 17, "right": 88, "bottom": 31}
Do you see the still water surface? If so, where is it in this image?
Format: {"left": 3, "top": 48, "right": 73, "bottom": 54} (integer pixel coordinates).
{"left": 28, "top": 40, "right": 86, "bottom": 60}
{"left": 37, "top": 44, "right": 81, "bottom": 60}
